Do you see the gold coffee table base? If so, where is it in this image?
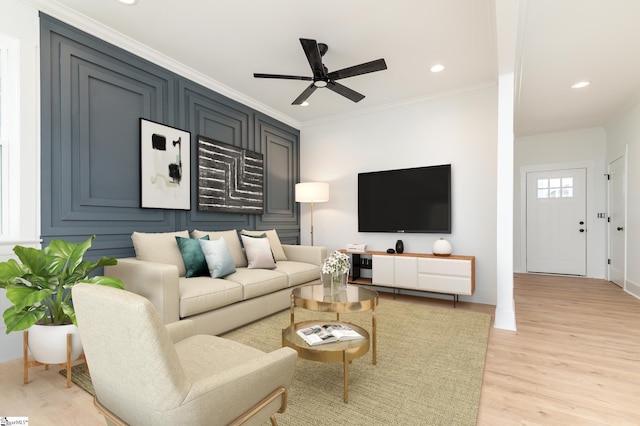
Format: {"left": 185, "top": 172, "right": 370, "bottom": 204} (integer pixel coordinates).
{"left": 282, "top": 320, "right": 370, "bottom": 403}
{"left": 289, "top": 284, "right": 378, "bottom": 365}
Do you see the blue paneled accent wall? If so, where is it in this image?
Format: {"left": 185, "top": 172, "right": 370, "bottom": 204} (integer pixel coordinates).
{"left": 39, "top": 14, "right": 301, "bottom": 260}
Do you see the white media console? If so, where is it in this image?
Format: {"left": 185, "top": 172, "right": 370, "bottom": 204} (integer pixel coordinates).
{"left": 340, "top": 250, "right": 475, "bottom": 306}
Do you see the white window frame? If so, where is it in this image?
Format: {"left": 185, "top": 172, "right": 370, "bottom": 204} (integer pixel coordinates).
{"left": 536, "top": 176, "right": 575, "bottom": 199}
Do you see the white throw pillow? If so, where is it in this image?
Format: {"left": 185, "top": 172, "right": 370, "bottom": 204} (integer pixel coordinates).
{"left": 199, "top": 238, "right": 236, "bottom": 278}
{"left": 240, "top": 234, "right": 276, "bottom": 269}
{"left": 241, "top": 229, "right": 287, "bottom": 261}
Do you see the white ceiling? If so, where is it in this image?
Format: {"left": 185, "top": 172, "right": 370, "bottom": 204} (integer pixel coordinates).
{"left": 29, "top": 0, "right": 640, "bottom": 136}
{"left": 516, "top": 0, "right": 640, "bottom": 136}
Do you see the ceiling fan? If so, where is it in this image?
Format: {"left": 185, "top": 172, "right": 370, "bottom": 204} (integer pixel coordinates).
{"left": 253, "top": 38, "right": 387, "bottom": 105}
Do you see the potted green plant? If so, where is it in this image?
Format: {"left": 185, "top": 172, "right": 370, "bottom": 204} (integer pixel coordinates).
{"left": 0, "top": 235, "right": 124, "bottom": 364}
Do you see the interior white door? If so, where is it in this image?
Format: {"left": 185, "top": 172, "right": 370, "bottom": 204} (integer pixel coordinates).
{"left": 526, "top": 168, "right": 587, "bottom": 275}
{"left": 608, "top": 156, "right": 625, "bottom": 287}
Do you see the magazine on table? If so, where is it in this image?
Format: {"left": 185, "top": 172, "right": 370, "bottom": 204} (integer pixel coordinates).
{"left": 296, "top": 323, "right": 364, "bottom": 346}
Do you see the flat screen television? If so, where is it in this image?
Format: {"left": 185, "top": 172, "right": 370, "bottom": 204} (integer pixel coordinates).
{"left": 358, "top": 164, "right": 451, "bottom": 233}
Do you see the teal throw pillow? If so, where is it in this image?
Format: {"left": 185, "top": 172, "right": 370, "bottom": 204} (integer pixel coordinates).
{"left": 175, "top": 235, "right": 210, "bottom": 278}
{"left": 199, "top": 237, "right": 237, "bottom": 278}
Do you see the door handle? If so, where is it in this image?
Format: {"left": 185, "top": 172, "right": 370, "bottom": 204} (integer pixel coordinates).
{"left": 617, "top": 227, "right": 624, "bottom": 231}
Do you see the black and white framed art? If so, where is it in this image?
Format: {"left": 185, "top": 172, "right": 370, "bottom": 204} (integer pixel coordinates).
{"left": 197, "top": 135, "right": 264, "bottom": 214}
{"left": 140, "top": 118, "right": 191, "bottom": 210}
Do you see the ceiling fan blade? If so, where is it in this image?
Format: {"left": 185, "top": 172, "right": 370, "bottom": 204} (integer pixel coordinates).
{"left": 326, "top": 81, "right": 365, "bottom": 103}
{"left": 327, "top": 58, "right": 387, "bottom": 81}
{"left": 254, "top": 73, "right": 313, "bottom": 81}
{"left": 292, "top": 83, "right": 317, "bottom": 105}
{"left": 300, "top": 38, "right": 326, "bottom": 80}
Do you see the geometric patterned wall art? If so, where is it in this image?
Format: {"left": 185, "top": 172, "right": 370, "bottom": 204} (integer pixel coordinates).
{"left": 197, "top": 135, "right": 264, "bottom": 214}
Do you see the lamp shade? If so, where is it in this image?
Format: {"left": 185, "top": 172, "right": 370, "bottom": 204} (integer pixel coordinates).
{"left": 295, "top": 182, "right": 330, "bottom": 203}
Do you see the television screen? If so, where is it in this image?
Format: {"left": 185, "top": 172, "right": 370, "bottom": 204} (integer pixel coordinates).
{"left": 358, "top": 164, "right": 451, "bottom": 233}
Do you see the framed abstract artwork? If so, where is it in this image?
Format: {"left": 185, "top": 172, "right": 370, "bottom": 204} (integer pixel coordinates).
{"left": 139, "top": 118, "right": 191, "bottom": 210}
{"left": 197, "top": 135, "right": 264, "bottom": 214}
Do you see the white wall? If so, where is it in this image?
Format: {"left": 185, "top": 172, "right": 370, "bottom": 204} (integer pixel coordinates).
{"left": 513, "top": 128, "right": 608, "bottom": 278}
{"left": 0, "top": 0, "right": 41, "bottom": 363}
{"left": 300, "top": 86, "right": 498, "bottom": 305}
{"left": 606, "top": 96, "right": 640, "bottom": 298}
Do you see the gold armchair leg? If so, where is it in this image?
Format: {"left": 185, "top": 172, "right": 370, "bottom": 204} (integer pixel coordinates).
{"left": 94, "top": 388, "right": 287, "bottom": 426}
{"left": 94, "top": 397, "right": 127, "bottom": 426}
{"left": 229, "top": 387, "right": 288, "bottom": 426}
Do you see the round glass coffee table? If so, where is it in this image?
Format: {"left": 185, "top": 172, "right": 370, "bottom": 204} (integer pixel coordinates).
{"left": 282, "top": 283, "right": 378, "bottom": 403}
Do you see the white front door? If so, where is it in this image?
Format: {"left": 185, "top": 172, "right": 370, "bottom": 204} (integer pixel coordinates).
{"left": 526, "top": 168, "right": 587, "bottom": 275}
{"left": 608, "top": 156, "right": 625, "bottom": 287}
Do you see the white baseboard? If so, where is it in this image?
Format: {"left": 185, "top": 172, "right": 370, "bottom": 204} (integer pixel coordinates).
{"left": 625, "top": 279, "right": 640, "bottom": 300}
{"left": 494, "top": 299, "right": 517, "bottom": 331}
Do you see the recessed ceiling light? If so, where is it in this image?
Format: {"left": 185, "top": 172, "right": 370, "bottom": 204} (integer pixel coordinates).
{"left": 571, "top": 81, "right": 590, "bottom": 89}
{"left": 118, "top": 0, "right": 138, "bottom": 5}
{"left": 300, "top": 101, "right": 309, "bottom": 107}
{"left": 430, "top": 64, "right": 445, "bottom": 73}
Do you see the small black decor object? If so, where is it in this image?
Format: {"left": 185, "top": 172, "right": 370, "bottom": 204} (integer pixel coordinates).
{"left": 395, "top": 240, "right": 404, "bottom": 254}
{"left": 386, "top": 248, "right": 395, "bottom": 254}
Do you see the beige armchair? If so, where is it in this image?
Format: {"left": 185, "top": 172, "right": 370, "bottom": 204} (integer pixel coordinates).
{"left": 72, "top": 283, "right": 297, "bottom": 426}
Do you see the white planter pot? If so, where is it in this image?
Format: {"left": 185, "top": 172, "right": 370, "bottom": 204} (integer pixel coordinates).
{"left": 28, "top": 323, "right": 83, "bottom": 364}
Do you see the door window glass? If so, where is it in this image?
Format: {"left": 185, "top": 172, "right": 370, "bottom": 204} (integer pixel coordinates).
{"left": 537, "top": 177, "right": 574, "bottom": 199}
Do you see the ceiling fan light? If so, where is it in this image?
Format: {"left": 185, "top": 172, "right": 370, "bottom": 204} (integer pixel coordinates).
{"left": 118, "top": 0, "right": 138, "bottom": 4}
{"left": 430, "top": 64, "right": 445, "bottom": 73}
{"left": 571, "top": 81, "right": 590, "bottom": 89}
{"left": 313, "top": 80, "right": 328, "bottom": 88}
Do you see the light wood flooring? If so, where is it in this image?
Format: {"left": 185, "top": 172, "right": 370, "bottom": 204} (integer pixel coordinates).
{"left": 0, "top": 273, "right": 638, "bottom": 425}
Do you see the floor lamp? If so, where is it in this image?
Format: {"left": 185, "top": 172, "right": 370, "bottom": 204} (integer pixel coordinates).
{"left": 295, "top": 182, "right": 329, "bottom": 246}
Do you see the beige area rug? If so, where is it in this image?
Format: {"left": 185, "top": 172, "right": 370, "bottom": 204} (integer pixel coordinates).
{"left": 225, "top": 299, "right": 490, "bottom": 425}
{"left": 62, "top": 299, "right": 490, "bottom": 425}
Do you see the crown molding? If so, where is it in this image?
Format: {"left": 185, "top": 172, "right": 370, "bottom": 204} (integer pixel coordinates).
{"left": 301, "top": 81, "right": 497, "bottom": 128}
{"left": 22, "top": 0, "right": 302, "bottom": 129}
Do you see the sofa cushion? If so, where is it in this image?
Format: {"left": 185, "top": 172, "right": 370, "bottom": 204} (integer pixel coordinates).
{"left": 241, "top": 234, "right": 276, "bottom": 269}
{"left": 274, "top": 261, "right": 322, "bottom": 287}
{"left": 199, "top": 238, "right": 236, "bottom": 278}
{"left": 178, "top": 276, "right": 243, "bottom": 318}
{"left": 191, "top": 230, "right": 247, "bottom": 268}
{"left": 241, "top": 229, "right": 287, "bottom": 261}
{"left": 224, "top": 268, "right": 288, "bottom": 300}
{"left": 132, "top": 230, "right": 189, "bottom": 277}
{"left": 176, "top": 236, "right": 210, "bottom": 278}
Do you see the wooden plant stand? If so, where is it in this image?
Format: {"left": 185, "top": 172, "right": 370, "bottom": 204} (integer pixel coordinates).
{"left": 23, "top": 330, "right": 85, "bottom": 388}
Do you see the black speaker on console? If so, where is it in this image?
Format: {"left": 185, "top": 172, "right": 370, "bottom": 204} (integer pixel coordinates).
{"left": 395, "top": 240, "right": 404, "bottom": 254}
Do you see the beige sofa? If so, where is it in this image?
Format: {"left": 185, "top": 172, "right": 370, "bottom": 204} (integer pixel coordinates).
{"left": 105, "top": 229, "right": 326, "bottom": 336}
